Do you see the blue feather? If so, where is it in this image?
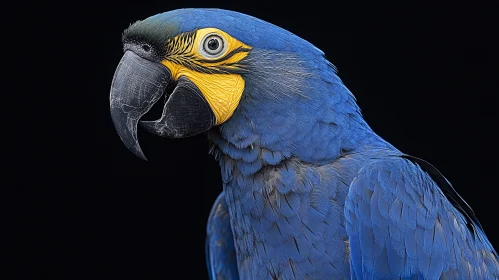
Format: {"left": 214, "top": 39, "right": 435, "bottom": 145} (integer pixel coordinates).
{"left": 345, "top": 157, "right": 499, "bottom": 279}
{"left": 127, "top": 8, "right": 499, "bottom": 279}
{"left": 206, "top": 192, "right": 240, "bottom": 280}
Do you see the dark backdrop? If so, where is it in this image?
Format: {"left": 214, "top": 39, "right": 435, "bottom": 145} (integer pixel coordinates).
{"left": 18, "top": 1, "right": 498, "bottom": 279}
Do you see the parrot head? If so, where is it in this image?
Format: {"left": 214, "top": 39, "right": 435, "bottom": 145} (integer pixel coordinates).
{"left": 111, "top": 8, "right": 352, "bottom": 160}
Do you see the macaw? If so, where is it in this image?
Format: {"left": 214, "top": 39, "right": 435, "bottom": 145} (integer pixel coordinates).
{"left": 109, "top": 8, "right": 498, "bottom": 279}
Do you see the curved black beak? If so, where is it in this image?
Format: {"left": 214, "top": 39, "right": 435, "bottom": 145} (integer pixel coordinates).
{"left": 110, "top": 51, "right": 169, "bottom": 160}
{"left": 110, "top": 51, "right": 216, "bottom": 160}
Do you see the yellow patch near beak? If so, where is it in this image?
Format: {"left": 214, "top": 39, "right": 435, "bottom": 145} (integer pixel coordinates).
{"left": 161, "top": 62, "right": 245, "bottom": 125}
{"left": 161, "top": 28, "right": 251, "bottom": 125}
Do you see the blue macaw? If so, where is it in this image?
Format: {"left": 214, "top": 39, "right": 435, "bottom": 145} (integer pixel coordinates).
{"left": 109, "top": 8, "right": 498, "bottom": 279}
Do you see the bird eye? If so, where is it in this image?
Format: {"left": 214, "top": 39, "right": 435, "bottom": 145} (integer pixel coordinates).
{"left": 200, "top": 34, "right": 226, "bottom": 58}
{"left": 141, "top": 44, "right": 151, "bottom": 52}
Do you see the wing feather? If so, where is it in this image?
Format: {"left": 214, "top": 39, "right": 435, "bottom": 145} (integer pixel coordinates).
{"left": 206, "top": 192, "right": 239, "bottom": 280}
{"left": 345, "top": 156, "right": 499, "bottom": 279}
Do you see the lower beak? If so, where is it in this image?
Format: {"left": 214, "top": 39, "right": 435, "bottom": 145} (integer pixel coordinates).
{"left": 109, "top": 51, "right": 215, "bottom": 160}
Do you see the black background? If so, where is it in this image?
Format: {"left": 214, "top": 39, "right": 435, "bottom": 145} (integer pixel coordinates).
{"left": 16, "top": 1, "right": 498, "bottom": 279}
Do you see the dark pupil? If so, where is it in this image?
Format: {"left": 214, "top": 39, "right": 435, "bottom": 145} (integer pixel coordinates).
{"left": 207, "top": 38, "right": 219, "bottom": 50}
{"left": 142, "top": 45, "right": 151, "bottom": 52}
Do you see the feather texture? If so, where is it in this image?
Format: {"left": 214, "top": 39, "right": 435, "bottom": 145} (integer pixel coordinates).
{"left": 206, "top": 193, "right": 239, "bottom": 280}
{"left": 127, "top": 8, "right": 498, "bottom": 279}
{"left": 345, "top": 157, "right": 499, "bottom": 279}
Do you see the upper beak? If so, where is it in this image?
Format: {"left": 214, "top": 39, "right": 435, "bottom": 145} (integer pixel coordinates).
{"left": 110, "top": 51, "right": 216, "bottom": 160}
